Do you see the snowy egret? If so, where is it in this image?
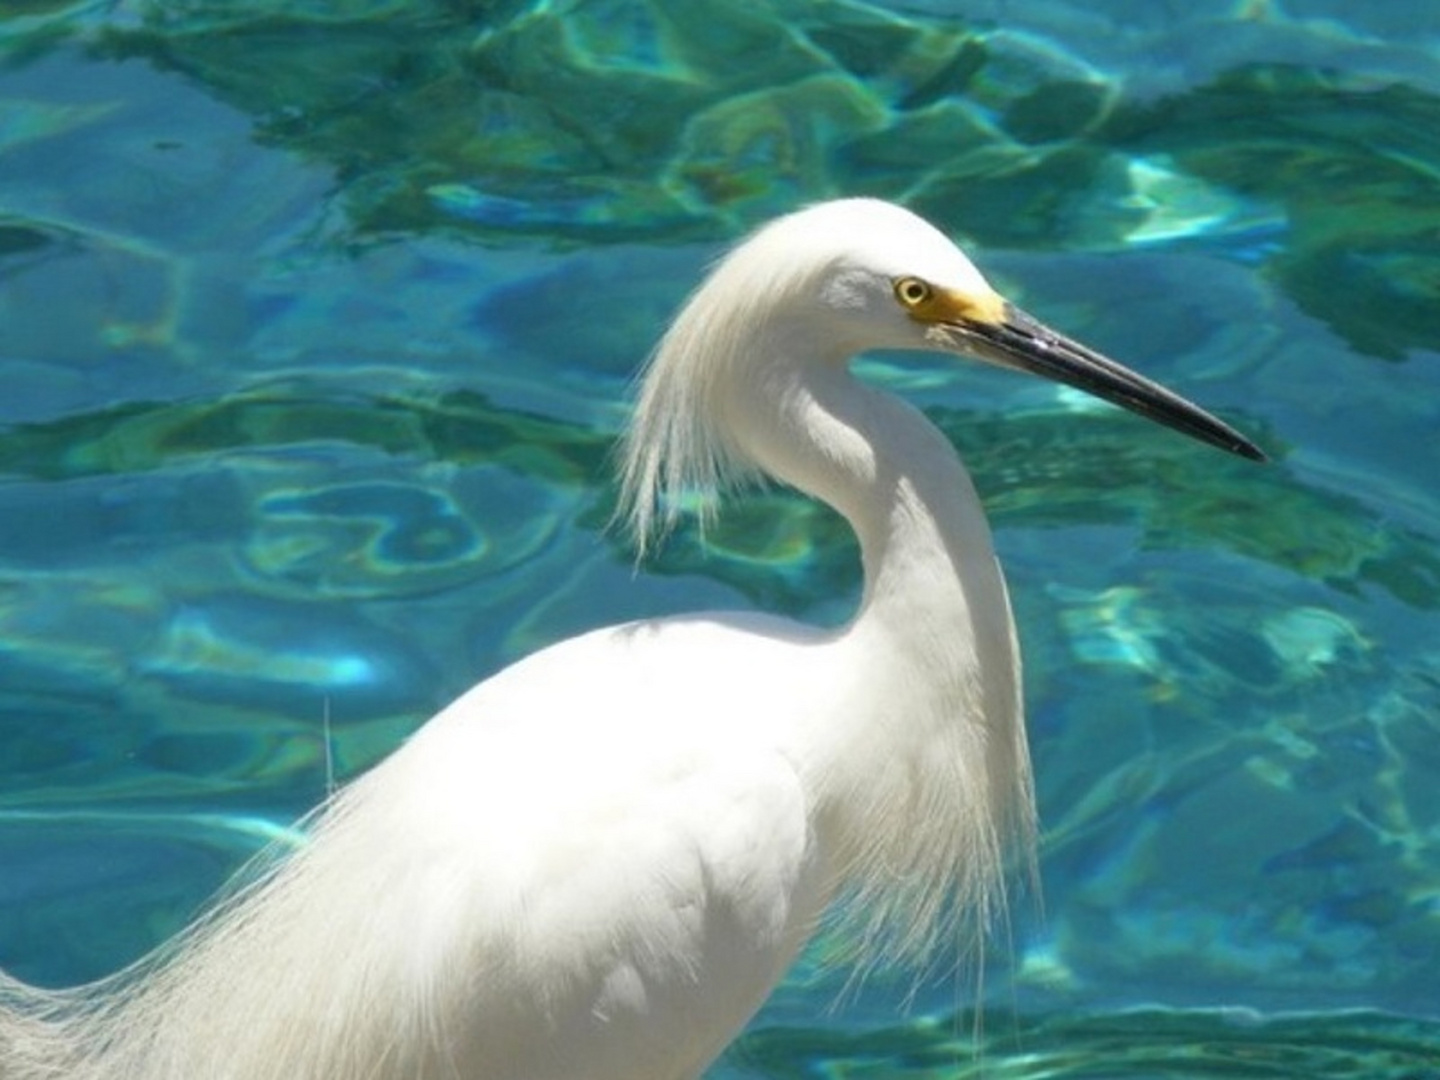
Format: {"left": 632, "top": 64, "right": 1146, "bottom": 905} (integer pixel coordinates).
{"left": 0, "top": 198, "right": 1261, "bottom": 1080}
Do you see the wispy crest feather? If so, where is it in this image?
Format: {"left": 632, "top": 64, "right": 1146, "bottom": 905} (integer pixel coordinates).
{"left": 617, "top": 211, "right": 837, "bottom": 554}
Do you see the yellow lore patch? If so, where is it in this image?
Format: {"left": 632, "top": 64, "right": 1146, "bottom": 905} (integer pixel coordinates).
{"left": 892, "top": 277, "right": 1006, "bottom": 326}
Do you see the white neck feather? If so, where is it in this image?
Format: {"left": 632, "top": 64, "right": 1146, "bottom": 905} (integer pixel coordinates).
{"left": 721, "top": 335, "right": 1036, "bottom": 968}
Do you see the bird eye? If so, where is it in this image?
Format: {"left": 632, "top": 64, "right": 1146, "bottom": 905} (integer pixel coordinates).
{"left": 893, "top": 277, "right": 933, "bottom": 309}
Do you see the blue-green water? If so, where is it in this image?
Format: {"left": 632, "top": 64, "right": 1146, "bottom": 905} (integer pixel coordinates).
{"left": 2, "top": 0, "right": 1439, "bottom": 1075}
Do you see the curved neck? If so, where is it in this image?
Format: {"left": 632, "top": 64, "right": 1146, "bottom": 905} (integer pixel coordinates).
{"left": 723, "top": 343, "right": 1034, "bottom": 943}
{"left": 726, "top": 346, "right": 1006, "bottom": 644}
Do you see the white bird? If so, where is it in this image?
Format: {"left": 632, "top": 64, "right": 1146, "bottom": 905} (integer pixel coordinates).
{"left": 0, "top": 198, "right": 1261, "bottom": 1080}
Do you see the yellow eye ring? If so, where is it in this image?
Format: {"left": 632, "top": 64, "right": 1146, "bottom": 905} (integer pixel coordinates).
{"left": 893, "top": 277, "right": 933, "bottom": 309}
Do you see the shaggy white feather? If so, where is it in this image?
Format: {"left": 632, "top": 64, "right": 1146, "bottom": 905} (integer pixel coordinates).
{"left": 0, "top": 198, "right": 1037, "bottom": 1080}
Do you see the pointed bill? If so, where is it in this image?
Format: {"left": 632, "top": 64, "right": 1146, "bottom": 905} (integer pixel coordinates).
{"left": 923, "top": 294, "right": 1266, "bottom": 461}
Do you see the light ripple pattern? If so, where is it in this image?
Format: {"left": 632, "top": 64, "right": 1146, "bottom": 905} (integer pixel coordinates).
{"left": 1, "top": 0, "right": 1438, "bottom": 1071}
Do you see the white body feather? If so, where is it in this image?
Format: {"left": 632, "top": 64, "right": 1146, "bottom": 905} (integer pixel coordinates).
{"left": 0, "top": 199, "right": 1036, "bottom": 1080}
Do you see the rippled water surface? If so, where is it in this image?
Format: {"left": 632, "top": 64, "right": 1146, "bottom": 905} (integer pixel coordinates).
{"left": 2, "top": 0, "right": 1439, "bottom": 1074}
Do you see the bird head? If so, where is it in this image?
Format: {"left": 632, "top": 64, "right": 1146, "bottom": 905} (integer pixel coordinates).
{"left": 733, "top": 198, "right": 1265, "bottom": 461}
{"left": 619, "top": 199, "right": 1264, "bottom": 551}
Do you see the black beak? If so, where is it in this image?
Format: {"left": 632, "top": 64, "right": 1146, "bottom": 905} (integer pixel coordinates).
{"left": 951, "top": 304, "right": 1265, "bottom": 461}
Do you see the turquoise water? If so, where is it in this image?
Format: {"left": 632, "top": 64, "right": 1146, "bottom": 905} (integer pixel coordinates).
{"left": 2, "top": 0, "right": 1439, "bottom": 1074}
